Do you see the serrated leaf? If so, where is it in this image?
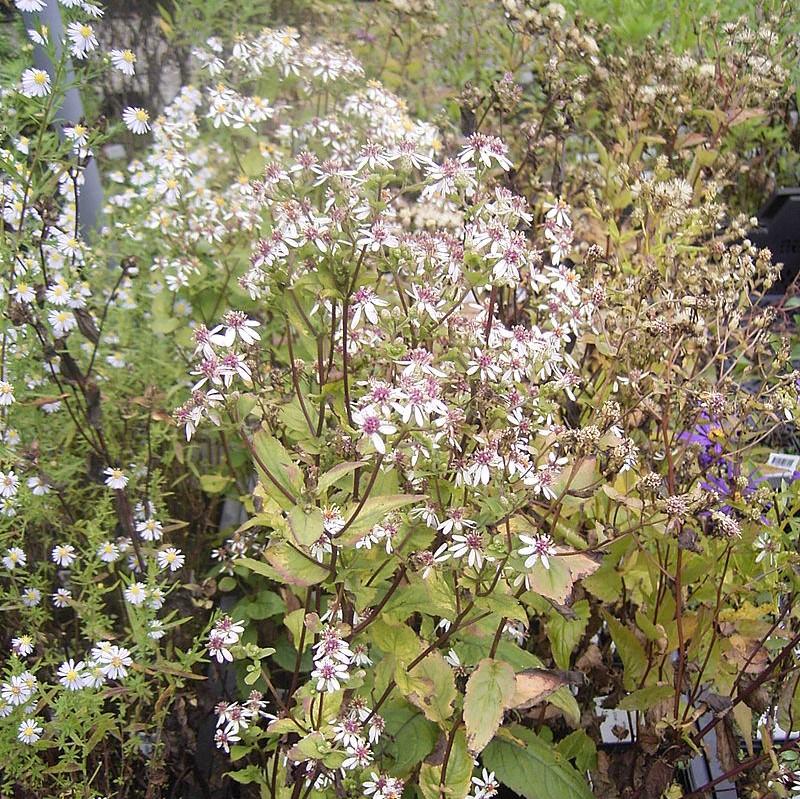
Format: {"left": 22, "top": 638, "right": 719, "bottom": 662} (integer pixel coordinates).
{"left": 547, "top": 600, "right": 590, "bottom": 669}
{"left": 603, "top": 613, "right": 648, "bottom": 691}
{"left": 478, "top": 592, "right": 529, "bottom": 624}
{"left": 382, "top": 702, "right": 438, "bottom": 775}
{"left": 252, "top": 430, "right": 303, "bottom": 507}
{"left": 288, "top": 505, "right": 324, "bottom": 547}
{"left": 339, "top": 494, "right": 422, "bottom": 542}
{"left": 556, "top": 730, "right": 597, "bottom": 772}
{"left": 408, "top": 650, "right": 457, "bottom": 724}
{"left": 419, "top": 729, "right": 472, "bottom": 799}
{"left": 617, "top": 684, "right": 674, "bottom": 711}
{"left": 483, "top": 727, "right": 593, "bottom": 799}
{"left": 264, "top": 542, "right": 328, "bottom": 587}
{"left": 464, "top": 658, "right": 517, "bottom": 753}
{"left": 236, "top": 556, "right": 280, "bottom": 579}
{"left": 317, "top": 461, "right": 367, "bottom": 494}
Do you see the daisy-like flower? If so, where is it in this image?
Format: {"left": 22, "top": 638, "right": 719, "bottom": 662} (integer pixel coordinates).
{"left": 332, "top": 716, "right": 364, "bottom": 749}
{"left": 157, "top": 547, "right": 185, "bottom": 572}
{"left": 2, "top": 675, "right": 30, "bottom": 706}
{"left": 22, "top": 587, "right": 42, "bottom": 607}
{"left": 207, "top": 632, "right": 233, "bottom": 663}
{"left": 210, "top": 310, "right": 261, "bottom": 347}
{"left": 103, "top": 467, "right": 128, "bottom": 489}
{"left": 17, "top": 717, "right": 43, "bottom": 745}
{"left": 352, "top": 643, "right": 372, "bottom": 667}
{"left": 0, "top": 471, "right": 19, "bottom": 498}
{"left": 215, "top": 617, "right": 245, "bottom": 644}
{"left": 66, "top": 21, "right": 98, "bottom": 59}
{"left": 0, "top": 381, "right": 15, "bottom": 405}
{"left": 754, "top": 532, "right": 779, "bottom": 567}
{"left": 20, "top": 68, "right": 51, "bottom": 98}
{"left": 148, "top": 587, "right": 165, "bottom": 610}
{"left": 356, "top": 221, "right": 399, "bottom": 252}
{"left": 311, "top": 657, "right": 350, "bottom": 693}
{"left": 148, "top": 619, "right": 166, "bottom": 640}
{"left": 351, "top": 287, "right": 388, "bottom": 327}
{"left": 97, "top": 645, "right": 132, "bottom": 680}
{"left": 123, "top": 582, "right": 148, "bottom": 605}
{"left": 342, "top": 740, "right": 373, "bottom": 770}
{"left": 471, "top": 769, "right": 499, "bottom": 799}
{"left": 83, "top": 660, "right": 106, "bottom": 689}
{"left": 52, "top": 588, "right": 72, "bottom": 608}
{"left": 352, "top": 406, "right": 397, "bottom": 455}
{"left": 122, "top": 106, "right": 151, "bottom": 135}
{"left": 109, "top": 48, "right": 136, "bottom": 75}
{"left": 97, "top": 541, "right": 120, "bottom": 563}
{"left": 27, "top": 476, "right": 50, "bottom": 495}
{"left": 3, "top": 546, "right": 26, "bottom": 570}
{"left": 416, "top": 543, "right": 450, "bottom": 578}
{"left": 57, "top": 658, "right": 87, "bottom": 690}
{"left": 322, "top": 505, "right": 345, "bottom": 535}
{"left": 11, "top": 635, "right": 34, "bottom": 657}
{"left": 51, "top": 543, "right": 77, "bottom": 567}
{"left": 15, "top": 0, "right": 47, "bottom": 11}
{"left": 459, "top": 133, "right": 512, "bottom": 171}
{"left": 449, "top": 531, "right": 486, "bottom": 570}
{"left": 136, "top": 517, "right": 163, "bottom": 541}
{"left": 518, "top": 533, "right": 557, "bottom": 570}
{"left": 11, "top": 283, "right": 35, "bottom": 303}
{"left": 48, "top": 308, "right": 77, "bottom": 337}
{"left": 214, "top": 725, "right": 240, "bottom": 753}
{"left": 438, "top": 507, "right": 476, "bottom": 536}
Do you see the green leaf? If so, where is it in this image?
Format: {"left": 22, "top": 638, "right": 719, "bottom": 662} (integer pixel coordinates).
{"left": 419, "top": 729, "right": 472, "bottom": 799}
{"left": 284, "top": 608, "right": 311, "bottom": 651}
{"left": 236, "top": 556, "right": 280, "bottom": 579}
{"left": 778, "top": 672, "right": 800, "bottom": 732}
{"left": 370, "top": 619, "right": 422, "bottom": 663}
{"left": 583, "top": 561, "right": 623, "bottom": 602}
{"left": 235, "top": 591, "right": 285, "bottom": 621}
{"left": 556, "top": 730, "right": 597, "bottom": 772}
{"left": 228, "top": 766, "right": 267, "bottom": 785}
{"left": 252, "top": 430, "right": 303, "bottom": 507}
{"left": 548, "top": 686, "right": 581, "bottom": 727}
{"left": 382, "top": 702, "right": 439, "bottom": 775}
{"left": 288, "top": 505, "right": 324, "bottom": 547}
{"left": 317, "top": 461, "right": 367, "bottom": 494}
{"left": 340, "top": 494, "right": 422, "bottom": 542}
{"left": 617, "top": 684, "right": 674, "bottom": 711}
{"left": 603, "top": 613, "right": 648, "bottom": 691}
{"left": 287, "top": 731, "right": 333, "bottom": 763}
{"left": 199, "top": 473, "right": 233, "bottom": 494}
{"left": 547, "top": 600, "right": 590, "bottom": 670}
{"left": 483, "top": 727, "right": 593, "bottom": 799}
{"left": 384, "top": 580, "right": 455, "bottom": 621}
{"left": 464, "top": 658, "right": 517, "bottom": 753}
{"left": 478, "top": 592, "right": 529, "bottom": 624}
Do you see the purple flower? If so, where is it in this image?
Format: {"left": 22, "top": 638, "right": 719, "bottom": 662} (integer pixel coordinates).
{"left": 679, "top": 416, "right": 725, "bottom": 468}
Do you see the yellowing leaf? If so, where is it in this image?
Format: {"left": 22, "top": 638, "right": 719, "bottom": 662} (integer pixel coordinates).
{"left": 408, "top": 650, "right": 457, "bottom": 723}
{"left": 264, "top": 542, "right": 328, "bottom": 587}
{"left": 464, "top": 658, "right": 517, "bottom": 754}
